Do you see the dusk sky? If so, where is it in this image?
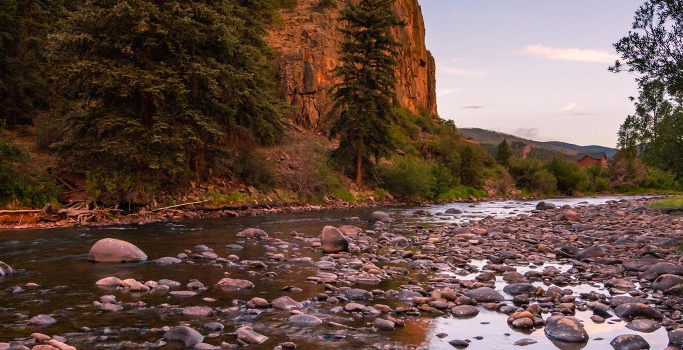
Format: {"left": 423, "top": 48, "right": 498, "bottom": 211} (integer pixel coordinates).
{"left": 420, "top": 1, "right": 644, "bottom": 147}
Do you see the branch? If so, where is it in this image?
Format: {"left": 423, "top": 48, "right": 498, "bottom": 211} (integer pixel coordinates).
{"left": 0, "top": 210, "right": 42, "bottom": 214}
{"left": 152, "top": 199, "right": 210, "bottom": 212}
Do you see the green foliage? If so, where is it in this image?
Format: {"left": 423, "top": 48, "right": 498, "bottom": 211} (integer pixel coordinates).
{"left": 330, "top": 0, "right": 403, "bottom": 186}
{"left": 508, "top": 157, "right": 557, "bottom": 195}
{"left": 379, "top": 156, "right": 433, "bottom": 200}
{"left": 232, "top": 148, "right": 278, "bottom": 192}
{"left": 644, "top": 167, "right": 679, "bottom": 190}
{"left": 0, "top": 131, "right": 59, "bottom": 208}
{"left": 650, "top": 196, "right": 683, "bottom": 210}
{"left": 545, "top": 157, "right": 586, "bottom": 195}
{"left": 495, "top": 139, "right": 512, "bottom": 167}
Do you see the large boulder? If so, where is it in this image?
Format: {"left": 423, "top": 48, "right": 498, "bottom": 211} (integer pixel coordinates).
{"left": 164, "top": 326, "right": 204, "bottom": 348}
{"left": 614, "top": 303, "right": 663, "bottom": 321}
{"left": 87, "top": 238, "right": 147, "bottom": 262}
{"left": 320, "top": 226, "right": 349, "bottom": 254}
{"left": 0, "top": 261, "right": 14, "bottom": 276}
{"left": 369, "top": 211, "right": 392, "bottom": 224}
{"left": 544, "top": 315, "right": 589, "bottom": 343}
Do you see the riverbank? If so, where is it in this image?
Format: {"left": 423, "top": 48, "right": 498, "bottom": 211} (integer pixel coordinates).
{"left": 1, "top": 195, "right": 683, "bottom": 349}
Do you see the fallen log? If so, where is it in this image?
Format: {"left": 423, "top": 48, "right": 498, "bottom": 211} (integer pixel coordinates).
{"left": 152, "top": 199, "right": 211, "bottom": 212}
{"left": 0, "top": 210, "right": 42, "bottom": 214}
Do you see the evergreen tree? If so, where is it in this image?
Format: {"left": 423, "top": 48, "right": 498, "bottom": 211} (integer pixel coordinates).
{"left": 331, "top": 0, "right": 403, "bottom": 186}
{"left": 495, "top": 139, "right": 512, "bottom": 167}
{"left": 50, "top": 0, "right": 284, "bottom": 195}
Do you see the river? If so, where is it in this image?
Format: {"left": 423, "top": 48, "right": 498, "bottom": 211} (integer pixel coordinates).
{"left": 0, "top": 195, "right": 671, "bottom": 349}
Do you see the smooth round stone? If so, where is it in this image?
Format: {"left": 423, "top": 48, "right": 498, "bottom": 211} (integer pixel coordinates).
{"left": 451, "top": 305, "right": 479, "bottom": 318}
{"left": 669, "top": 328, "right": 683, "bottom": 346}
{"left": 344, "top": 288, "right": 373, "bottom": 301}
{"left": 236, "top": 228, "right": 268, "bottom": 240}
{"left": 158, "top": 279, "right": 181, "bottom": 288}
{"left": 610, "top": 334, "right": 650, "bottom": 350}
{"left": 236, "top": 326, "right": 268, "bottom": 345}
{"left": 249, "top": 297, "right": 269, "bottom": 308}
{"left": 464, "top": 287, "right": 504, "bottom": 302}
{"left": 164, "top": 326, "right": 204, "bottom": 348}
{"left": 372, "top": 318, "right": 395, "bottom": 331}
{"left": 626, "top": 319, "right": 661, "bottom": 333}
{"left": 369, "top": 211, "right": 391, "bottom": 224}
{"left": 101, "top": 303, "right": 123, "bottom": 312}
{"left": 320, "top": 226, "right": 349, "bottom": 254}
{"left": 503, "top": 283, "right": 536, "bottom": 296}
{"left": 28, "top": 314, "right": 56, "bottom": 327}
{"left": 614, "top": 303, "right": 663, "bottom": 321}
{"left": 215, "top": 278, "right": 254, "bottom": 291}
{"left": 448, "top": 339, "right": 469, "bottom": 348}
{"left": 345, "top": 302, "right": 366, "bottom": 313}
{"left": 513, "top": 338, "right": 538, "bottom": 346}
{"left": 288, "top": 314, "right": 323, "bottom": 326}
{"left": 87, "top": 238, "right": 147, "bottom": 262}
{"left": 544, "top": 315, "right": 589, "bottom": 343}
{"left": 226, "top": 244, "right": 243, "bottom": 251}
{"left": 169, "top": 291, "right": 197, "bottom": 298}
{"left": 182, "top": 306, "right": 214, "bottom": 317}
{"left": 95, "top": 276, "right": 122, "bottom": 288}
{"left": 511, "top": 318, "right": 534, "bottom": 329}
{"left": 154, "top": 257, "right": 183, "bottom": 265}
{"left": 272, "top": 296, "right": 303, "bottom": 311}
{"left": 202, "top": 322, "right": 224, "bottom": 331}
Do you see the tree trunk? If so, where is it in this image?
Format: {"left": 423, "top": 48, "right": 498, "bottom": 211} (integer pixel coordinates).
{"left": 356, "top": 148, "right": 363, "bottom": 187}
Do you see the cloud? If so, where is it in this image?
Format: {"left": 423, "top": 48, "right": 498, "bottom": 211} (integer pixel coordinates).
{"left": 437, "top": 88, "right": 460, "bottom": 97}
{"left": 440, "top": 65, "right": 488, "bottom": 77}
{"left": 513, "top": 128, "right": 540, "bottom": 140}
{"left": 461, "top": 105, "right": 484, "bottom": 109}
{"left": 559, "top": 103, "right": 577, "bottom": 111}
{"left": 516, "top": 45, "right": 619, "bottom": 63}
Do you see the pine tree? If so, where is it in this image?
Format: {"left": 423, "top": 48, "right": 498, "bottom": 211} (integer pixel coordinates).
{"left": 49, "top": 0, "right": 284, "bottom": 195}
{"left": 496, "top": 139, "right": 512, "bottom": 167}
{"left": 331, "top": 0, "right": 403, "bottom": 186}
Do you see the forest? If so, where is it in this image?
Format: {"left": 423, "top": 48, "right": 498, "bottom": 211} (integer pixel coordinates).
{"left": 0, "top": 0, "right": 681, "bottom": 213}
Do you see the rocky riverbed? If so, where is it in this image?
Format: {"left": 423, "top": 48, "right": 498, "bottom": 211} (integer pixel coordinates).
{"left": 1, "top": 198, "right": 683, "bottom": 349}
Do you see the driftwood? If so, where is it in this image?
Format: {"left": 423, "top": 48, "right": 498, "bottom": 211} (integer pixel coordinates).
{"left": 56, "top": 202, "right": 122, "bottom": 225}
{"left": 0, "top": 209, "right": 41, "bottom": 214}
{"left": 152, "top": 199, "right": 210, "bottom": 212}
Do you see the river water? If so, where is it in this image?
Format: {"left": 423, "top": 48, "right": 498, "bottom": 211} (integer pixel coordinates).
{"left": 0, "top": 195, "right": 669, "bottom": 349}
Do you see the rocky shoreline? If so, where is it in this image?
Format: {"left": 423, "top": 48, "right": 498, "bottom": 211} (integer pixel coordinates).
{"left": 1, "top": 197, "right": 683, "bottom": 349}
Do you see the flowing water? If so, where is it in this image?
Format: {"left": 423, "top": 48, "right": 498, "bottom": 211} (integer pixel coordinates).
{"left": 0, "top": 196, "right": 668, "bottom": 349}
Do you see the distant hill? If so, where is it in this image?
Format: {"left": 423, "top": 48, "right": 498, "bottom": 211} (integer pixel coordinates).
{"left": 459, "top": 128, "right": 617, "bottom": 160}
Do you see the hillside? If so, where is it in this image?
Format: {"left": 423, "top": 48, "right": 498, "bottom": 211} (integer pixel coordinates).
{"left": 459, "top": 128, "right": 617, "bottom": 159}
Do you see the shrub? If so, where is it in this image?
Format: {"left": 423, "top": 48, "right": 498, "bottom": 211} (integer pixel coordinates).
{"left": 437, "top": 186, "right": 487, "bottom": 200}
{"left": 508, "top": 157, "right": 558, "bottom": 195}
{"left": 644, "top": 167, "right": 679, "bottom": 190}
{"left": 545, "top": 157, "right": 586, "bottom": 195}
{"left": 233, "top": 148, "right": 278, "bottom": 191}
{"left": 379, "top": 156, "right": 433, "bottom": 200}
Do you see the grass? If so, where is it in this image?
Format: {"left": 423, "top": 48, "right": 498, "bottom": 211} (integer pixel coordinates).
{"left": 649, "top": 195, "right": 683, "bottom": 210}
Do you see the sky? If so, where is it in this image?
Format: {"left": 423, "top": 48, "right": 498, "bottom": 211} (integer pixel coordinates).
{"left": 420, "top": 1, "right": 645, "bottom": 147}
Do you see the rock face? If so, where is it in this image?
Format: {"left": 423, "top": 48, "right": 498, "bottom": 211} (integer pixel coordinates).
{"left": 265, "top": 0, "right": 437, "bottom": 130}
{"left": 87, "top": 238, "right": 147, "bottom": 262}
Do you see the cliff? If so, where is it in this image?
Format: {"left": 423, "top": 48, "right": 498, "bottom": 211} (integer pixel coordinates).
{"left": 265, "top": 0, "right": 437, "bottom": 130}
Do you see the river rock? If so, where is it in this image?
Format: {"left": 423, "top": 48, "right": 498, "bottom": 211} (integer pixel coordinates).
{"left": 544, "top": 315, "right": 589, "bottom": 343}
{"left": 164, "top": 326, "right": 204, "bottom": 348}
{"left": 611, "top": 296, "right": 647, "bottom": 308}
{"left": 95, "top": 276, "right": 122, "bottom": 287}
{"left": 638, "top": 263, "right": 683, "bottom": 281}
{"left": 28, "top": 314, "right": 56, "bottom": 327}
{"left": 369, "top": 211, "right": 391, "bottom": 224}
{"left": 513, "top": 338, "right": 538, "bottom": 346}
{"left": 154, "top": 257, "right": 183, "bottom": 265}
{"left": 610, "top": 334, "right": 650, "bottom": 350}
{"left": 626, "top": 319, "right": 661, "bottom": 333}
{"left": 445, "top": 208, "right": 463, "bottom": 214}
{"left": 320, "top": 226, "right": 349, "bottom": 254}
{"left": 344, "top": 288, "right": 373, "bottom": 301}
{"left": 182, "top": 306, "right": 214, "bottom": 317}
{"left": 536, "top": 201, "right": 556, "bottom": 210}
{"left": 338, "top": 225, "right": 363, "bottom": 235}
{"left": 372, "top": 318, "right": 395, "bottom": 330}
{"left": 652, "top": 274, "right": 683, "bottom": 293}
{"left": 503, "top": 283, "right": 536, "bottom": 296}
{"left": 451, "top": 305, "right": 479, "bottom": 318}
{"left": 448, "top": 339, "right": 469, "bottom": 348}
{"left": 100, "top": 303, "right": 123, "bottom": 312}
{"left": 202, "top": 322, "right": 224, "bottom": 331}
{"left": 236, "top": 228, "right": 269, "bottom": 240}
{"left": 236, "top": 326, "right": 268, "bottom": 345}
{"left": 0, "top": 261, "right": 14, "bottom": 276}
{"left": 576, "top": 246, "right": 605, "bottom": 260}
{"left": 87, "top": 238, "right": 147, "bottom": 262}
{"left": 288, "top": 314, "right": 323, "bottom": 326}
{"left": 464, "top": 287, "right": 504, "bottom": 302}
{"left": 669, "top": 328, "right": 683, "bottom": 346}
{"left": 120, "top": 278, "right": 150, "bottom": 292}
{"left": 272, "top": 296, "right": 303, "bottom": 310}
{"left": 614, "top": 303, "right": 663, "bottom": 321}
{"left": 216, "top": 278, "right": 254, "bottom": 291}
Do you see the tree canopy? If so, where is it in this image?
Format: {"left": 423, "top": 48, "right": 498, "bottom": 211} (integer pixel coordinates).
{"left": 331, "top": 0, "right": 403, "bottom": 186}
{"left": 49, "top": 0, "right": 284, "bottom": 194}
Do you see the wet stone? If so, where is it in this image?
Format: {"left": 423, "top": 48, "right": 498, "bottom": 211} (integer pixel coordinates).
{"left": 236, "top": 326, "right": 268, "bottom": 345}
{"left": 448, "top": 339, "right": 469, "bottom": 348}
{"left": 169, "top": 291, "right": 197, "bottom": 298}
{"left": 503, "top": 283, "right": 536, "bottom": 296}
{"left": 668, "top": 328, "right": 683, "bottom": 346}
{"left": 216, "top": 278, "right": 254, "bottom": 291}
{"left": 451, "top": 305, "right": 479, "bottom": 318}
{"left": 372, "top": 318, "right": 395, "bottom": 330}
{"left": 544, "top": 315, "right": 589, "bottom": 343}
{"left": 513, "top": 338, "right": 538, "bottom": 346}
{"left": 464, "top": 287, "right": 504, "bottom": 302}
{"left": 610, "top": 334, "right": 650, "bottom": 350}
{"left": 164, "top": 326, "right": 204, "bottom": 348}
{"left": 626, "top": 319, "right": 661, "bottom": 333}
{"left": 182, "top": 306, "right": 214, "bottom": 317}
{"left": 614, "top": 303, "right": 663, "bottom": 321}
{"left": 28, "top": 314, "right": 56, "bottom": 327}
{"left": 288, "top": 314, "right": 322, "bottom": 326}
{"left": 272, "top": 296, "right": 303, "bottom": 311}
{"left": 87, "top": 238, "right": 147, "bottom": 262}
